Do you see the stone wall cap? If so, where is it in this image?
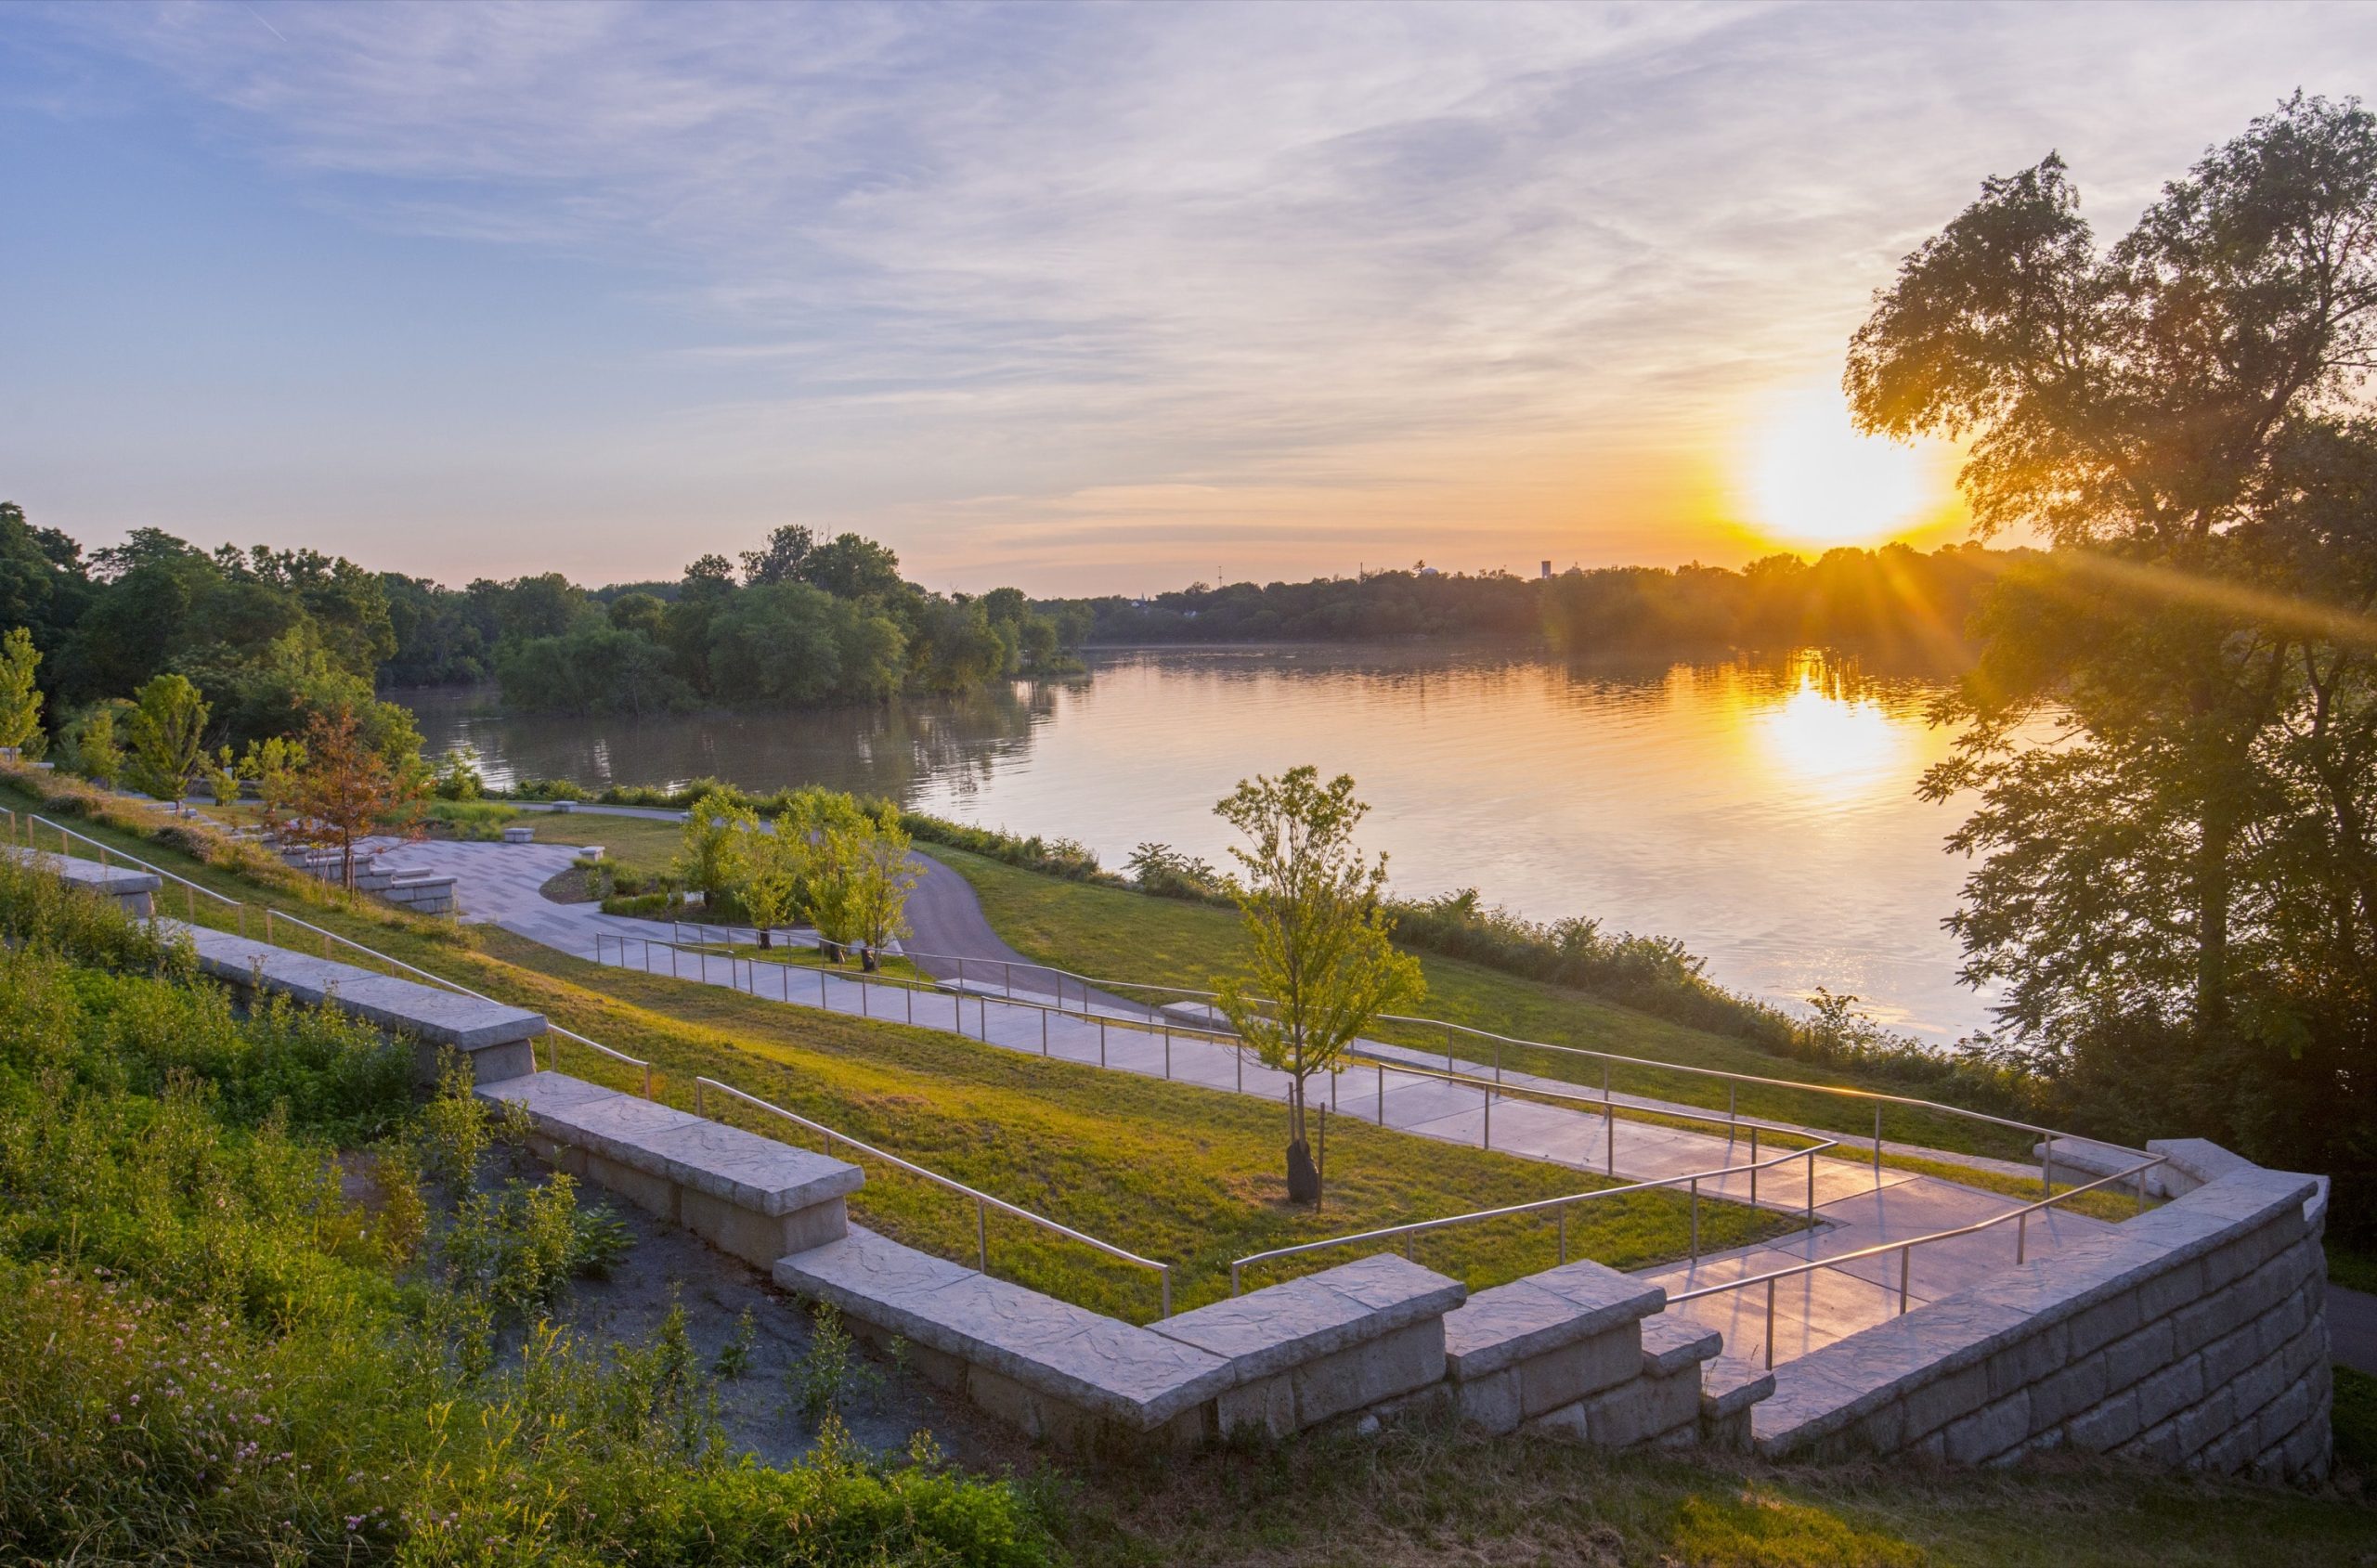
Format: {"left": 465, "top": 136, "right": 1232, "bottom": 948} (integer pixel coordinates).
{"left": 1151, "top": 1253, "right": 1463, "bottom": 1386}
{"left": 1445, "top": 1268, "right": 1664, "bottom": 1380}
{"left": 1700, "top": 1354, "right": 1777, "bottom": 1418}
{"left": 1639, "top": 1311, "right": 1722, "bottom": 1376}
{"left": 6, "top": 846, "right": 162, "bottom": 894}
{"left": 777, "top": 1227, "right": 1232, "bottom": 1429}
{"left": 189, "top": 928, "right": 545, "bottom": 1050}
{"left": 488, "top": 1076, "right": 864, "bottom": 1215}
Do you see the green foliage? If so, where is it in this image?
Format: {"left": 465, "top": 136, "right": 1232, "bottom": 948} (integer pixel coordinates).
{"left": 434, "top": 745, "right": 485, "bottom": 800}
{"left": 1214, "top": 768, "right": 1426, "bottom": 1177}
{"left": 420, "top": 1060, "right": 491, "bottom": 1187}
{"left": 123, "top": 672, "right": 209, "bottom": 806}
{"left": 71, "top": 702, "right": 124, "bottom": 788}
{"left": 676, "top": 789, "right": 749, "bottom": 908}
{"left": 0, "top": 897, "right": 1053, "bottom": 1564}
{"left": 1849, "top": 94, "right": 2377, "bottom": 1199}
{"left": 788, "top": 1302, "right": 882, "bottom": 1423}
{"left": 0, "top": 627, "right": 45, "bottom": 753}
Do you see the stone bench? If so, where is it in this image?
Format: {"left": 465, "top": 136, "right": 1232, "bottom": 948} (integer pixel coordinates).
{"left": 3, "top": 846, "right": 160, "bottom": 916}
{"left": 501, "top": 825, "right": 537, "bottom": 844}
{"left": 778, "top": 1225, "right": 1235, "bottom": 1450}
{"left": 487, "top": 1071, "right": 861, "bottom": 1268}
{"left": 188, "top": 927, "right": 544, "bottom": 1083}
{"left": 1150, "top": 1253, "right": 1466, "bottom": 1439}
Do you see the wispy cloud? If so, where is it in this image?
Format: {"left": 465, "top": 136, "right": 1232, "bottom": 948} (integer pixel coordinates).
{"left": 12, "top": 1, "right": 2367, "bottom": 588}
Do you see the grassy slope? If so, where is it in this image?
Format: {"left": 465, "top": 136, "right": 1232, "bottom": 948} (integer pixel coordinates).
{"left": 1057, "top": 1424, "right": 2374, "bottom": 1567}
{"left": 0, "top": 781, "right": 1786, "bottom": 1319}
{"left": 929, "top": 846, "right": 2033, "bottom": 1160}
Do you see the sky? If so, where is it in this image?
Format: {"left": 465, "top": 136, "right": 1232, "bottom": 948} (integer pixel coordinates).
{"left": 0, "top": 2, "right": 2365, "bottom": 596}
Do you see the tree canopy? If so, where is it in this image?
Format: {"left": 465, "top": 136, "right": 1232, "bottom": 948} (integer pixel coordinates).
{"left": 1849, "top": 93, "right": 2377, "bottom": 1186}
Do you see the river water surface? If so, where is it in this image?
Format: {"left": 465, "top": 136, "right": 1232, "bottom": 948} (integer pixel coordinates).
{"left": 404, "top": 644, "right": 1991, "bottom": 1042}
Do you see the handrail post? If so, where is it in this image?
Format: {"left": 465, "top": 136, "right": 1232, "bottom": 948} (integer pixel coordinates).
{"left": 2016, "top": 1211, "right": 2027, "bottom": 1265}
{"left": 1230, "top": 1262, "right": 1241, "bottom": 1297}
{"left": 2040, "top": 1134, "right": 2053, "bottom": 1199}
{"left": 1765, "top": 1277, "right": 1776, "bottom": 1370}
{"left": 976, "top": 1197, "right": 989, "bottom": 1274}
{"left": 1689, "top": 1176, "right": 1699, "bottom": 1257}
{"left": 1557, "top": 1202, "right": 1568, "bottom": 1264}
{"left": 1606, "top": 1100, "right": 1616, "bottom": 1174}
{"left": 1751, "top": 1127, "right": 1760, "bottom": 1206}
{"left": 642, "top": 1062, "right": 653, "bottom": 1098}
{"left": 1160, "top": 1265, "right": 1172, "bottom": 1320}
{"left": 1874, "top": 1104, "right": 1883, "bottom": 1178}
{"left": 1806, "top": 1147, "right": 1816, "bottom": 1221}
{"left": 1899, "top": 1246, "right": 1911, "bottom": 1313}
{"left": 1377, "top": 1063, "right": 1385, "bottom": 1123}
{"left": 695, "top": 1081, "right": 706, "bottom": 1118}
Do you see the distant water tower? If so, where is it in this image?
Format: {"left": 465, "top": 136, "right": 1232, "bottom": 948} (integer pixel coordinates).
{"left": 1539, "top": 560, "right": 1552, "bottom": 579}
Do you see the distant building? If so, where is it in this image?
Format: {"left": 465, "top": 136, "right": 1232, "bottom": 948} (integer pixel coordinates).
{"left": 1540, "top": 560, "right": 1552, "bottom": 579}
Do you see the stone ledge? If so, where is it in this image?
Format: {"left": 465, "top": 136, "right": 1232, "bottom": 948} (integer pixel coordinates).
{"left": 776, "top": 1225, "right": 1233, "bottom": 1430}
{"left": 186, "top": 927, "right": 544, "bottom": 1079}
{"left": 1701, "top": 1354, "right": 1776, "bottom": 1419}
{"left": 4, "top": 845, "right": 161, "bottom": 894}
{"left": 1444, "top": 1260, "right": 1664, "bottom": 1380}
{"left": 1639, "top": 1312, "right": 1721, "bottom": 1376}
{"left": 1153, "top": 1253, "right": 1464, "bottom": 1386}
{"left": 479, "top": 1071, "right": 862, "bottom": 1218}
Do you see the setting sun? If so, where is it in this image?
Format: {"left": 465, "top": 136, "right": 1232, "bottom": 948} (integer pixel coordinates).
{"left": 1738, "top": 385, "right": 1940, "bottom": 547}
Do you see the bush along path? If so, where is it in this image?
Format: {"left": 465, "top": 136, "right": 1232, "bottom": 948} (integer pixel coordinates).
{"left": 361, "top": 830, "right": 2132, "bottom": 1373}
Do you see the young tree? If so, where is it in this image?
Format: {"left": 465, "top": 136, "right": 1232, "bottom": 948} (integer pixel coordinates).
{"left": 674, "top": 790, "right": 747, "bottom": 917}
{"left": 239, "top": 735, "right": 308, "bottom": 821}
{"left": 204, "top": 745, "right": 241, "bottom": 808}
{"left": 292, "top": 706, "right": 410, "bottom": 889}
{"left": 782, "top": 786, "right": 871, "bottom": 960}
{"left": 825, "top": 804, "right": 919, "bottom": 972}
{"left": 0, "top": 627, "right": 45, "bottom": 758}
{"left": 1212, "top": 767, "right": 1424, "bottom": 1202}
{"left": 74, "top": 705, "right": 123, "bottom": 790}
{"left": 734, "top": 811, "right": 801, "bottom": 949}
{"left": 123, "top": 673, "right": 210, "bottom": 810}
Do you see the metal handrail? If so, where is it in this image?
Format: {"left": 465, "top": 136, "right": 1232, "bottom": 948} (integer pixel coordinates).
{"left": 646, "top": 916, "right": 2140, "bottom": 1177}
{"left": 1666, "top": 1152, "right": 2169, "bottom": 1369}
{"left": 695, "top": 1075, "right": 1173, "bottom": 1318}
{"left": 1229, "top": 1134, "right": 1841, "bottom": 1294}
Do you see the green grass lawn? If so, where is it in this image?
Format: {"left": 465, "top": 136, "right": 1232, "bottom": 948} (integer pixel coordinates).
{"left": 0, "top": 779, "right": 1790, "bottom": 1320}
{"left": 928, "top": 846, "right": 2040, "bottom": 1161}
{"left": 535, "top": 810, "right": 687, "bottom": 877}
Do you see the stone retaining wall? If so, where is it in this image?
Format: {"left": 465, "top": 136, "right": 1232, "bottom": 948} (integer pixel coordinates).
{"left": 4, "top": 845, "right": 159, "bottom": 917}
{"left": 1752, "top": 1140, "right": 2331, "bottom": 1482}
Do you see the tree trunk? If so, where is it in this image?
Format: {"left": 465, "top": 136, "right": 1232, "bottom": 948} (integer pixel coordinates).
{"left": 1285, "top": 1137, "right": 1320, "bottom": 1204}
{"left": 861, "top": 945, "right": 880, "bottom": 973}
{"left": 758, "top": 927, "right": 773, "bottom": 950}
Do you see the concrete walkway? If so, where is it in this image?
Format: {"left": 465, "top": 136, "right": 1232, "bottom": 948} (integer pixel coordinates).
{"left": 364, "top": 831, "right": 2124, "bottom": 1371}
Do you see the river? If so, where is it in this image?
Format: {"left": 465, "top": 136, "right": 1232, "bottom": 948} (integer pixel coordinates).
{"left": 401, "top": 643, "right": 1993, "bottom": 1043}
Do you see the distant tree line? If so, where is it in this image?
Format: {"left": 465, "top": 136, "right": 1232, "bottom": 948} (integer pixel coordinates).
{"left": 412, "top": 526, "right": 1090, "bottom": 715}
{"left": 1064, "top": 541, "right": 2023, "bottom": 660}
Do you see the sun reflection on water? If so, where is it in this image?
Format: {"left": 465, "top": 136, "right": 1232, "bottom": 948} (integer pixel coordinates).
{"left": 1748, "top": 654, "right": 1915, "bottom": 795}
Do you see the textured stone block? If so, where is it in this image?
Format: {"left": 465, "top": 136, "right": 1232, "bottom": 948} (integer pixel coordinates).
{"left": 2066, "top": 1289, "right": 2145, "bottom": 1359}
{"left": 679, "top": 1187, "right": 846, "bottom": 1269}
{"left": 1637, "top": 1313, "right": 1721, "bottom": 1377}
{"left": 1455, "top": 1367, "right": 1521, "bottom": 1433}
{"left": 1291, "top": 1318, "right": 1446, "bottom": 1427}
{"left": 778, "top": 1227, "right": 1233, "bottom": 1430}
{"left": 2227, "top": 1350, "right": 2289, "bottom": 1421}
{"left": 2027, "top": 1352, "right": 2109, "bottom": 1429}
{"left": 1582, "top": 1368, "right": 1702, "bottom": 1448}
{"left": 2102, "top": 1319, "right": 2176, "bottom": 1393}
{"left": 1942, "top": 1391, "right": 2031, "bottom": 1465}
{"left": 2064, "top": 1389, "right": 2143, "bottom": 1453}
{"left": 1515, "top": 1330, "right": 1645, "bottom": 1419}
{"left": 2170, "top": 1385, "right": 2236, "bottom": 1459}
{"left": 1214, "top": 1372, "right": 1297, "bottom": 1440}
{"left": 2137, "top": 1260, "right": 2205, "bottom": 1320}
{"left": 2134, "top": 1354, "right": 2206, "bottom": 1429}
{"left": 1900, "top": 1363, "right": 1991, "bottom": 1443}
{"left": 2197, "top": 1321, "right": 2261, "bottom": 1391}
